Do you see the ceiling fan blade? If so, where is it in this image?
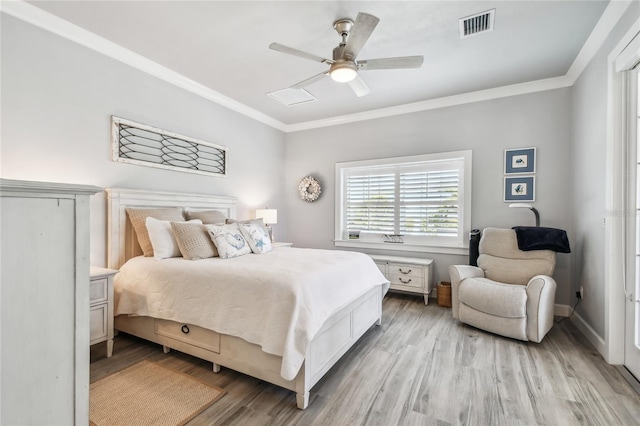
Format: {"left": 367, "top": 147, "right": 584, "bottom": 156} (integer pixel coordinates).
{"left": 358, "top": 55, "right": 424, "bottom": 70}
{"left": 269, "top": 43, "right": 332, "bottom": 64}
{"left": 343, "top": 13, "right": 380, "bottom": 60}
{"left": 290, "top": 71, "right": 328, "bottom": 89}
{"left": 347, "top": 74, "right": 371, "bottom": 97}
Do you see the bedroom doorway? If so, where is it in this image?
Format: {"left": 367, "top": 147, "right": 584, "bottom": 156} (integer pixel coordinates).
{"left": 625, "top": 69, "right": 640, "bottom": 382}
{"left": 607, "top": 20, "right": 640, "bottom": 387}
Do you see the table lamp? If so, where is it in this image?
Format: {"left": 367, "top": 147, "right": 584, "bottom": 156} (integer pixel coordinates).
{"left": 255, "top": 208, "right": 278, "bottom": 242}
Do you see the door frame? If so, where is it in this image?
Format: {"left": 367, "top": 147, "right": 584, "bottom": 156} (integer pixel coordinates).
{"left": 624, "top": 69, "right": 639, "bottom": 379}
{"left": 605, "top": 18, "right": 640, "bottom": 364}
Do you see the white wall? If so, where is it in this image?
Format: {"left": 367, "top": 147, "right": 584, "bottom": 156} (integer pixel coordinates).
{"left": 0, "top": 15, "right": 287, "bottom": 267}
{"left": 285, "top": 89, "right": 575, "bottom": 304}
{"left": 6, "top": 3, "right": 637, "bottom": 320}
{"left": 570, "top": 2, "right": 640, "bottom": 338}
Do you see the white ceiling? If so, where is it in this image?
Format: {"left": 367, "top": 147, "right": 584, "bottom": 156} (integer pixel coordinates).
{"left": 25, "top": 1, "right": 609, "bottom": 127}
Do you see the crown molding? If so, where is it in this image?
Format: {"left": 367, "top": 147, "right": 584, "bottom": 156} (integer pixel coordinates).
{"left": 565, "top": 0, "right": 634, "bottom": 84}
{"left": 1, "top": 0, "right": 632, "bottom": 134}
{"left": 284, "top": 76, "right": 572, "bottom": 132}
{"left": 0, "top": 0, "right": 287, "bottom": 132}
{"left": 286, "top": 0, "right": 633, "bottom": 133}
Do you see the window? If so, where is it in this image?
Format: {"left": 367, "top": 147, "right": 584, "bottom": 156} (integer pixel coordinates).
{"left": 335, "top": 150, "right": 472, "bottom": 254}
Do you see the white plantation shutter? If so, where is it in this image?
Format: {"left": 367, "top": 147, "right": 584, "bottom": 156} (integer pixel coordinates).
{"left": 336, "top": 151, "right": 471, "bottom": 249}
{"left": 399, "top": 169, "right": 459, "bottom": 236}
{"left": 346, "top": 174, "right": 395, "bottom": 232}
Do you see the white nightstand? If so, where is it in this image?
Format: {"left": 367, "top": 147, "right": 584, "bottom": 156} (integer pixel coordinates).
{"left": 90, "top": 266, "right": 118, "bottom": 357}
{"left": 272, "top": 242, "right": 293, "bottom": 248}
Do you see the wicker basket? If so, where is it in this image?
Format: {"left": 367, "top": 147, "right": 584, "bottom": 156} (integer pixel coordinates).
{"left": 437, "top": 282, "right": 452, "bottom": 307}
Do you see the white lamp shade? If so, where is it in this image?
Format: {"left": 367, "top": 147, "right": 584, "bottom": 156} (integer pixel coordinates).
{"left": 255, "top": 208, "right": 277, "bottom": 224}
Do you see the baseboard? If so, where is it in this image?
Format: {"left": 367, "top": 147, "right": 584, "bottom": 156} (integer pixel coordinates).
{"left": 554, "top": 303, "right": 572, "bottom": 317}
{"left": 615, "top": 366, "right": 640, "bottom": 396}
{"left": 569, "top": 311, "right": 607, "bottom": 356}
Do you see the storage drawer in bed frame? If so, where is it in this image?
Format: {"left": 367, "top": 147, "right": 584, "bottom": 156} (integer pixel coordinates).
{"left": 154, "top": 319, "right": 221, "bottom": 353}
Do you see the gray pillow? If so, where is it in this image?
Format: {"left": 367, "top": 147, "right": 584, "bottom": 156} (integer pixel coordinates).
{"left": 185, "top": 209, "right": 227, "bottom": 224}
{"left": 225, "top": 218, "right": 268, "bottom": 236}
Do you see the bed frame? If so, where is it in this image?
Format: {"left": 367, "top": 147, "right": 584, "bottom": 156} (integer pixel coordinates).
{"left": 106, "top": 188, "right": 383, "bottom": 409}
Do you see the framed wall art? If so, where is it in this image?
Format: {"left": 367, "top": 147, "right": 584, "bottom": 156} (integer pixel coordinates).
{"left": 111, "top": 116, "right": 227, "bottom": 177}
{"left": 504, "top": 147, "right": 536, "bottom": 174}
{"left": 504, "top": 176, "right": 535, "bottom": 202}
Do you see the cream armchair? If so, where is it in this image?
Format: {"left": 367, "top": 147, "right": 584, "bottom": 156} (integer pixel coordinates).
{"left": 449, "top": 227, "right": 557, "bottom": 343}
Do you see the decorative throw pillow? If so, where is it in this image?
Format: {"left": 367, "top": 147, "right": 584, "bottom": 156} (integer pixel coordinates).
{"left": 171, "top": 222, "right": 218, "bottom": 260}
{"left": 238, "top": 222, "right": 272, "bottom": 254}
{"left": 206, "top": 223, "right": 251, "bottom": 259}
{"left": 146, "top": 217, "right": 202, "bottom": 260}
{"left": 185, "top": 209, "right": 227, "bottom": 224}
{"left": 226, "top": 218, "right": 269, "bottom": 236}
{"left": 126, "top": 207, "right": 185, "bottom": 257}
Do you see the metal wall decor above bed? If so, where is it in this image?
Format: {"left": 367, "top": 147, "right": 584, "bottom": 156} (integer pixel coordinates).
{"left": 111, "top": 116, "right": 227, "bottom": 177}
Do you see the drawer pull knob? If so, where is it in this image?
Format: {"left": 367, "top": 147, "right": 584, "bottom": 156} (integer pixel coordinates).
{"left": 181, "top": 325, "right": 190, "bottom": 334}
{"left": 399, "top": 268, "right": 412, "bottom": 274}
{"left": 399, "top": 277, "right": 412, "bottom": 284}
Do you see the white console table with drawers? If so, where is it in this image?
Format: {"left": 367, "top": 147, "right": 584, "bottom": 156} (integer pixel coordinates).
{"left": 370, "top": 255, "right": 434, "bottom": 305}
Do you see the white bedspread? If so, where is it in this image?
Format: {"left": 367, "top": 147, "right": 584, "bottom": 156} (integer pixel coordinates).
{"left": 114, "top": 247, "right": 389, "bottom": 380}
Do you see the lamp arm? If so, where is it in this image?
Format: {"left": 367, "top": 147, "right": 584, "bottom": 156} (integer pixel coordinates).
{"left": 531, "top": 207, "right": 540, "bottom": 227}
{"left": 508, "top": 203, "right": 540, "bottom": 227}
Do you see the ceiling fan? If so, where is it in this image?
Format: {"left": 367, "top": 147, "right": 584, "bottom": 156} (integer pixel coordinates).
{"left": 269, "top": 12, "right": 424, "bottom": 97}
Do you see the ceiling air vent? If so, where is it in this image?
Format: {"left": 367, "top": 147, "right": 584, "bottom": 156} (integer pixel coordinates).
{"left": 266, "top": 87, "right": 317, "bottom": 106}
{"left": 459, "top": 9, "right": 495, "bottom": 38}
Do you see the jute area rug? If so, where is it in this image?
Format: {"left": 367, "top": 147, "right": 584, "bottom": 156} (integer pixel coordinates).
{"left": 90, "top": 360, "right": 225, "bottom": 426}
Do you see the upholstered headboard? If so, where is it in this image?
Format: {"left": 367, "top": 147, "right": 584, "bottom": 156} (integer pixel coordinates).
{"left": 106, "top": 188, "right": 237, "bottom": 269}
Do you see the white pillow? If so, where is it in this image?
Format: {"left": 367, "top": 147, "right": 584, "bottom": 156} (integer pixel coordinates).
{"left": 146, "top": 217, "right": 202, "bottom": 260}
{"left": 126, "top": 207, "right": 185, "bottom": 257}
{"left": 238, "top": 222, "right": 272, "bottom": 254}
{"left": 206, "top": 223, "right": 251, "bottom": 259}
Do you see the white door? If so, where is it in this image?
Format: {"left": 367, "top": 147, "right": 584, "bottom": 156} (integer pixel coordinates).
{"left": 626, "top": 70, "right": 640, "bottom": 381}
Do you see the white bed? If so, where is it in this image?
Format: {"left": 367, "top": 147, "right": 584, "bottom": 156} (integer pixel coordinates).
{"left": 106, "top": 188, "right": 389, "bottom": 409}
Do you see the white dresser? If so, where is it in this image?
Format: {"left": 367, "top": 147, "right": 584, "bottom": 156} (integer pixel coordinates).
{"left": 0, "top": 179, "right": 101, "bottom": 426}
{"left": 90, "top": 266, "right": 118, "bottom": 357}
{"left": 370, "top": 255, "right": 434, "bottom": 305}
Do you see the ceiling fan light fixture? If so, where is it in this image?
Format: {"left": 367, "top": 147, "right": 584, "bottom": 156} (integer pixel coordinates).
{"left": 329, "top": 61, "right": 357, "bottom": 83}
{"left": 270, "top": 12, "right": 421, "bottom": 97}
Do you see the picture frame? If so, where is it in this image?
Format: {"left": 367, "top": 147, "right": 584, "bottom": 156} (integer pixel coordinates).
{"left": 504, "top": 147, "right": 536, "bottom": 174}
{"left": 504, "top": 176, "right": 535, "bottom": 202}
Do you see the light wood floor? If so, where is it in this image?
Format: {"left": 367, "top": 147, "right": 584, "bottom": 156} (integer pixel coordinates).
{"left": 90, "top": 293, "right": 640, "bottom": 425}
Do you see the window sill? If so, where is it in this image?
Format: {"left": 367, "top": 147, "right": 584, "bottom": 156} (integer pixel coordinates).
{"left": 334, "top": 239, "right": 468, "bottom": 255}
